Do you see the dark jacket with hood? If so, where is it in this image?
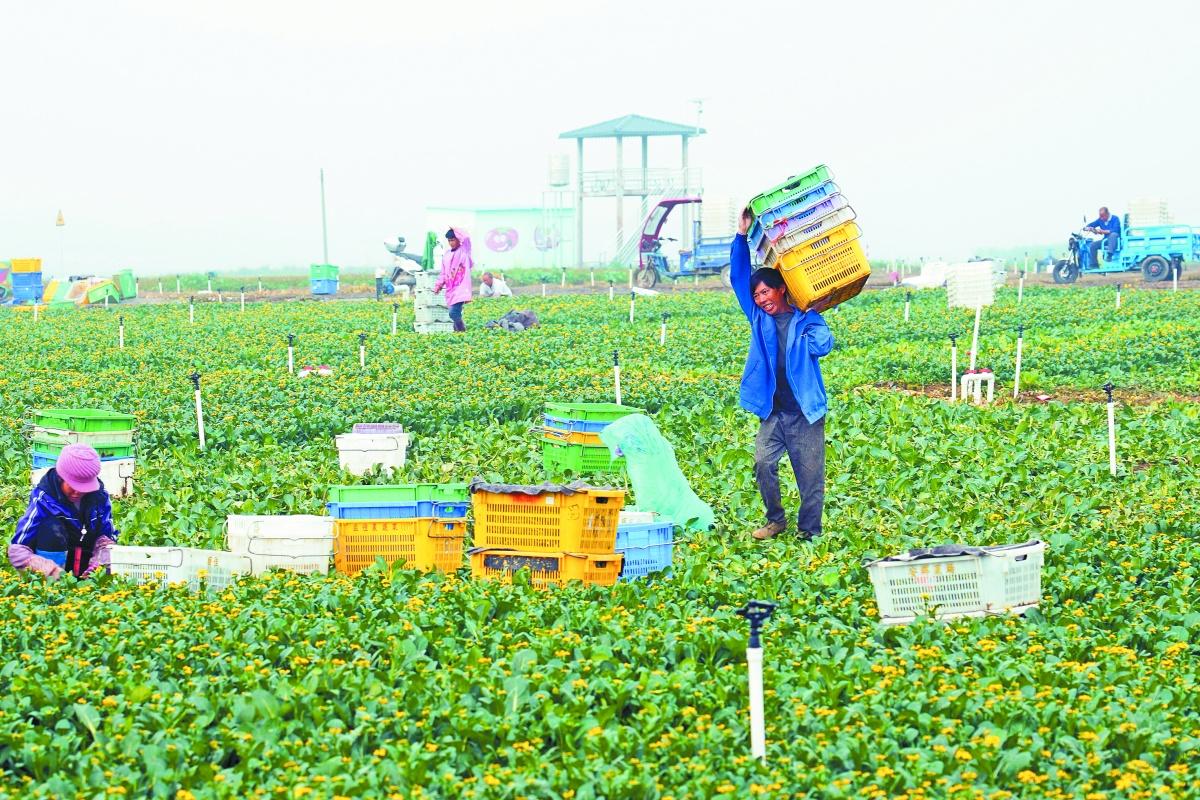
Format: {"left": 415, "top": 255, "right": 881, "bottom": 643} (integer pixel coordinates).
{"left": 9, "top": 469, "right": 119, "bottom": 577}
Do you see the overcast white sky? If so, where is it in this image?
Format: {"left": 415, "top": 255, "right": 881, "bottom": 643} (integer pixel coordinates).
{"left": 4, "top": 0, "right": 1198, "bottom": 275}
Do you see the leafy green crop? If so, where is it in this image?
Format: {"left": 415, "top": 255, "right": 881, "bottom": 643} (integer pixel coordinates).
{"left": 0, "top": 285, "right": 1197, "bottom": 799}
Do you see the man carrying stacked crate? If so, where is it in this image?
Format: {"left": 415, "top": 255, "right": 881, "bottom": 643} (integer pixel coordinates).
{"left": 731, "top": 209, "right": 834, "bottom": 543}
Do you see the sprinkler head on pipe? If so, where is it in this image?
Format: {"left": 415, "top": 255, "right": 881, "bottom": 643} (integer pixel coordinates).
{"left": 359, "top": 333, "right": 367, "bottom": 344}
{"left": 612, "top": 350, "right": 620, "bottom": 367}
{"left": 949, "top": 332, "right": 958, "bottom": 345}
{"left": 1103, "top": 382, "right": 1115, "bottom": 402}
{"left": 189, "top": 372, "right": 201, "bottom": 390}
{"left": 1017, "top": 323, "right": 1024, "bottom": 336}
{"left": 287, "top": 333, "right": 295, "bottom": 346}
{"left": 736, "top": 600, "right": 777, "bottom": 648}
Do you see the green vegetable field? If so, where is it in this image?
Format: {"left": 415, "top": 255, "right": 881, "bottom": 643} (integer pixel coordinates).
{"left": 1, "top": 285, "right": 1197, "bottom": 799}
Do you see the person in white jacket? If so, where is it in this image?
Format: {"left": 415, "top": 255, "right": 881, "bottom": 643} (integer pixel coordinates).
{"left": 479, "top": 272, "right": 512, "bottom": 298}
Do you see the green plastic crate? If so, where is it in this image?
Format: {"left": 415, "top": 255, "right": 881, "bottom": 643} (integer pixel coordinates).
{"left": 32, "top": 408, "right": 137, "bottom": 433}
{"left": 747, "top": 165, "right": 834, "bottom": 217}
{"left": 86, "top": 281, "right": 121, "bottom": 304}
{"left": 326, "top": 482, "right": 469, "bottom": 505}
{"left": 310, "top": 263, "right": 339, "bottom": 280}
{"left": 543, "top": 402, "right": 644, "bottom": 423}
{"left": 542, "top": 440, "right": 624, "bottom": 474}
{"left": 32, "top": 437, "right": 135, "bottom": 460}
{"left": 115, "top": 269, "right": 137, "bottom": 299}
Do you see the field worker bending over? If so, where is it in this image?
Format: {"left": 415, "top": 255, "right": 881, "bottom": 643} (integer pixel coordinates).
{"left": 731, "top": 208, "right": 833, "bottom": 542}
{"left": 8, "top": 443, "right": 119, "bottom": 579}
{"left": 434, "top": 227, "right": 474, "bottom": 332}
{"left": 479, "top": 272, "right": 513, "bottom": 298}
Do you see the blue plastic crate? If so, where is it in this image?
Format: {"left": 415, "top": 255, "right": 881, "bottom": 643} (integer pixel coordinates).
{"left": 749, "top": 181, "right": 841, "bottom": 254}
{"left": 311, "top": 278, "right": 339, "bottom": 295}
{"left": 12, "top": 285, "right": 43, "bottom": 302}
{"left": 11, "top": 273, "right": 43, "bottom": 289}
{"left": 615, "top": 520, "right": 674, "bottom": 581}
{"left": 325, "top": 499, "right": 470, "bottom": 520}
{"left": 31, "top": 452, "right": 129, "bottom": 468}
{"left": 543, "top": 414, "right": 610, "bottom": 434}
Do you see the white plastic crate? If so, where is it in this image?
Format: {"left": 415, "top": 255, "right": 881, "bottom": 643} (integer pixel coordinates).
{"left": 415, "top": 305, "right": 452, "bottom": 324}
{"left": 413, "top": 272, "right": 440, "bottom": 292}
{"left": 334, "top": 432, "right": 409, "bottom": 476}
{"left": 32, "top": 426, "right": 136, "bottom": 446}
{"left": 865, "top": 540, "right": 1044, "bottom": 625}
{"left": 619, "top": 510, "right": 657, "bottom": 525}
{"left": 108, "top": 546, "right": 252, "bottom": 591}
{"left": 414, "top": 321, "right": 455, "bottom": 334}
{"left": 32, "top": 458, "right": 136, "bottom": 498}
{"left": 946, "top": 261, "right": 996, "bottom": 309}
{"left": 226, "top": 514, "right": 334, "bottom": 576}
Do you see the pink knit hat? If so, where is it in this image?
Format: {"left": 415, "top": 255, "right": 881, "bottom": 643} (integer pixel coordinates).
{"left": 56, "top": 443, "right": 102, "bottom": 493}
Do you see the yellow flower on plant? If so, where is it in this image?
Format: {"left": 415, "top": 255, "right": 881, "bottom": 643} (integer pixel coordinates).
{"left": 982, "top": 734, "right": 1001, "bottom": 748}
{"left": 955, "top": 748, "right": 972, "bottom": 762}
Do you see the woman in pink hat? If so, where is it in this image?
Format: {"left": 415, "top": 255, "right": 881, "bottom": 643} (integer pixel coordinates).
{"left": 433, "top": 227, "right": 474, "bottom": 332}
{"left": 8, "top": 443, "right": 120, "bottom": 580}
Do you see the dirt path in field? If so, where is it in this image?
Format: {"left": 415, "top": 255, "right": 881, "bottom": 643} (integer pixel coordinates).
{"left": 862, "top": 381, "right": 1200, "bottom": 406}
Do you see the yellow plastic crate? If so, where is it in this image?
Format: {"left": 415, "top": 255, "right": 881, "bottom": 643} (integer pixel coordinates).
{"left": 471, "top": 487, "right": 624, "bottom": 554}
{"left": 773, "top": 220, "right": 861, "bottom": 270}
{"left": 470, "top": 549, "right": 623, "bottom": 587}
{"left": 778, "top": 238, "right": 872, "bottom": 312}
{"left": 541, "top": 428, "right": 604, "bottom": 446}
{"left": 11, "top": 258, "right": 42, "bottom": 274}
{"left": 333, "top": 518, "right": 465, "bottom": 575}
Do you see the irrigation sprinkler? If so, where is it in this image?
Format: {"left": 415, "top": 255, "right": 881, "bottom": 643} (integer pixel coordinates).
{"left": 391, "top": 302, "right": 398, "bottom": 336}
{"left": 33, "top": 304, "right": 38, "bottom": 322}
{"left": 904, "top": 291, "right": 911, "bottom": 323}
{"left": 190, "top": 372, "right": 206, "bottom": 451}
{"left": 659, "top": 312, "right": 668, "bottom": 346}
{"left": 629, "top": 291, "right": 636, "bottom": 324}
{"left": 240, "top": 286, "right": 246, "bottom": 312}
{"left": 286, "top": 334, "right": 295, "bottom": 374}
{"left": 969, "top": 305, "right": 982, "bottom": 371}
{"left": 590, "top": 268, "right": 595, "bottom": 287}
{"left": 608, "top": 280, "right": 614, "bottom": 301}
{"left": 176, "top": 275, "right": 181, "bottom": 293}
{"left": 949, "top": 333, "right": 959, "bottom": 401}
{"left": 737, "top": 600, "right": 776, "bottom": 763}
{"left": 541, "top": 281, "right": 547, "bottom": 298}
{"left": 628, "top": 266, "right": 633, "bottom": 290}
{"left": 104, "top": 294, "right": 109, "bottom": 309}
{"left": 189, "top": 296, "right": 195, "bottom": 325}
{"left": 612, "top": 350, "right": 622, "bottom": 406}
{"left": 1018, "top": 271, "right": 1025, "bottom": 304}
{"left": 1115, "top": 283, "right": 1122, "bottom": 310}
{"left": 118, "top": 315, "right": 125, "bottom": 350}
{"left": 258, "top": 278, "right": 263, "bottom": 292}
{"left": 358, "top": 333, "right": 367, "bottom": 368}
{"left": 693, "top": 273, "right": 698, "bottom": 286}
{"left": 1104, "top": 382, "right": 1117, "bottom": 477}
{"left": 1172, "top": 263, "right": 1179, "bottom": 292}
{"left": 1013, "top": 324, "right": 1024, "bottom": 399}
{"left": 217, "top": 291, "right": 223, "bottom": 304}
{"left": 560, "top": 268, "right": 566, "bottom": 288}
{"left": 158, "top": 280, "right": 164, "bottom": 295}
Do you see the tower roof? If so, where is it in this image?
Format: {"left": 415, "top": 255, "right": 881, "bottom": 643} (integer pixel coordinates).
{"left": 559, "top": 114, "right": 704, "bottom": 140}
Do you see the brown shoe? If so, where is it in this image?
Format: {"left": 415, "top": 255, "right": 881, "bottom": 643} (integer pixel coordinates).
{"left": 752, "top": 521, "right": 787, "bottom": 541}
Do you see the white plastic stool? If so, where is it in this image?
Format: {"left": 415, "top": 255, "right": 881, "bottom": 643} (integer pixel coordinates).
{"left": 960, "top": 369, "right": 995, "bottom": 405}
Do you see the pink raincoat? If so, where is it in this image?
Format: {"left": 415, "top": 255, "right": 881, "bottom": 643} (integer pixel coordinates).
{"left": 434, "top": 228, "right": 473, "bottom": 305}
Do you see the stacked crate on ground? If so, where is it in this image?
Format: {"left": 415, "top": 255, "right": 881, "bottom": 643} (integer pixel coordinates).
{"left": 115, "top": 269, "right": 137, "bottom": 300}
{"left": 108, "top": 546, "right": 252, "bottom": 592}
{"left": 10, "top": 259, "right": 44, "bottom": 304}
{"left": 540, "top": 402, "right": 642, "bottom": 476}
{"left": 85, "top": 281, "right": 121, "bottom": 305}
{"left": 413, "top": 271, "right": 453, "bottom": 332}
{"left": 226, "top": 514, "right": 335, "bottom": 575}
{"left": 469, "top": 481, "right": 625, "bottom": 587}
{"left": 615, "top": 511, "right": 675, "bottom": 581}
{"left": 29, "top": 408, "right": 137, "bottom": 498}
{"left": 335, "top": 423, "right": 409, "bottom": 476}
{"left": 327, "top": 483, "right": 469, "bottom": 574}
{"left": 865, "top": 540, "right": 1045, "bottom": 625}
{"left": 310, "top": 264, "right": 339, "bottom": 295}
{"left": 745, "top": 166, "right": 871, "bottom": 311}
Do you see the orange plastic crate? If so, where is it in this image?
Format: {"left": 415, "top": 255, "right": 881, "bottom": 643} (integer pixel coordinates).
{"left": 471, "top": 487, "right": 624, "bottom": 554}
{"left": 469, "top": 549, "right": 623, "bottom": 587}
{"left": 778, "top": 238, "right": 871, "bottom": 312}
{"left": 333, "top": 518, "right": 466, "bottom": 575}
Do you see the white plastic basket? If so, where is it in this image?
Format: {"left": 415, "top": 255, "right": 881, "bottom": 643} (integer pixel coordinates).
{"left": 108, "top": 546, "right": 252, "bottom": 592}
{"left": 31, "top": 426, "right": 136, "bottom": 446}
{"left": 225, "top": 515, "right": 334, "bottom": 576}
{"left": 946, "top": 262, "right": 996, "bottom": 309}
{"left": 32, "top": 458, "right": 136, "bottom": 498}
{"left": 415, "top": 305, "right": 453, "bottom": 324}
{"left": 865, "top": 540, "right": 1045, "bottom": 625}
{"left": 619, "top": 510, "right": 657, "bottom": 525}
{"left": 334, "top": 432, "right": 409, "bottom": 476}
{"left": 414, "top": 321, "right": 455, "bottom": 334}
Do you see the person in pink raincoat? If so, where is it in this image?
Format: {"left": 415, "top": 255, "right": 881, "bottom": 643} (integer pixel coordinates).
{"left": 434, "top": 227, "right": 474, "bottom": 332}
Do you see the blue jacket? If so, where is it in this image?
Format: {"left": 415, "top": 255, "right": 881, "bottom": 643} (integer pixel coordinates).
{"left": 12, "top": 469, "right": 119, "bottom": 577}
{"left": 730, "top": 233, "right": 833, "bottom": 423}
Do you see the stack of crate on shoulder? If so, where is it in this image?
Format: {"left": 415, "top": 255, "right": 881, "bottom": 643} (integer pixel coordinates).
{"left": 29, "top": 408, "right": 137, "bottom": 498}
{"left": 746, "top": 165, "right": 871, "bottom": 312}
{"left": 326, "top": 483, "right": 470, "bottom": 574}
{"left": 413, "top": 271, "right": 454, "bottom": 333}
{"left": 469, "top": 482, "right": 626, "bottom": 587}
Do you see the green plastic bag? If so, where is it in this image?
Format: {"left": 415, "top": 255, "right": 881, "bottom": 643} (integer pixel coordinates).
{"left": 599, "top": 413, "right": 714, "bottom": 531}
